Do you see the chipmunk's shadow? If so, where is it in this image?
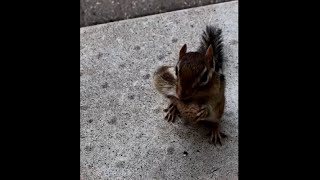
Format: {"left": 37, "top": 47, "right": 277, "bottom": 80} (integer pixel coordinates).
{"left": 169, "top": 116, "right": 232, "bottom": 150}
{"left": 172, "top": 119, "right": 217, "bottom": 143}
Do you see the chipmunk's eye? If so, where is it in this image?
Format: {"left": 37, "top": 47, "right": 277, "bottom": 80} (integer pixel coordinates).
{"left": 199, "top": 70, "right": 208, "bottom": 85}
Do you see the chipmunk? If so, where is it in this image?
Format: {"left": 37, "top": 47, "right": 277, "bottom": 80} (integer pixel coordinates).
{"left": 153, "top": 26, "right": 226, "bottom": 145}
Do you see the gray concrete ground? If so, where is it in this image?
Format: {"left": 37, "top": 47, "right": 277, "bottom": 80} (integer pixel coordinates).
{"left": 80, "top": 1, "right": 238, "bottom": 179}
{"left": 80, "top": 0, "right": 233, "bottom": 27}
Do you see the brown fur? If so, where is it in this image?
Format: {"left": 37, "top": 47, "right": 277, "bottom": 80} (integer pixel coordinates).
{"left": 153, "top": 50, "right": 226, "bottom": 145}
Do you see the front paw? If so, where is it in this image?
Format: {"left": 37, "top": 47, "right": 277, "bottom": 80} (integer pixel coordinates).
{"left": 164, "top": 103, "right": 178, "bottom": 122}
{"left": 195, "top": 105, "right": 209, "bottom": 122}
{"left": 209, "top": 127, "right": 227, "bottom": 146}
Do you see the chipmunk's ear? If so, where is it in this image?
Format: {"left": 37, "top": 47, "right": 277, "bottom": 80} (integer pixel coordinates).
{"left": 179, "top": 44, "right": 187, "bottom": 60}
{"left": 205, "top": 45, "right": 215, "bottom": 69}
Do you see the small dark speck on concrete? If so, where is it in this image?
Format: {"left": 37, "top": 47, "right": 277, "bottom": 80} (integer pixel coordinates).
{"left": 97, "top": 52, "right": 103, "bottom": 59}
{"left": 197, "top": 150, "right": 200, "bottom": 152}
{"left": 108, "top": 116, "right": 117, "bottom": 124}
{"left": 183, "top": 151, "right": 188, "bottom": 156}
{"left": 230, "top": 40, "right": 238, "bottom": 45}
{"left": 157, "top": 54, "right": 165, "bottom": 60}
{"left": 102, "top": 82, "right": 108, "bottom": 89}
{"left": 88, "top": 119, "right": 93, "bottom": 123}
{"left": 172, "top": 38, "right": 178, "bottom": 43}
{"left": 115, "top": 161, "right": 125, "bottom": 168}
{"left": 143, "top": 74, "right": 150, "bottom": 79}
{"left": 153, "top": 108, "right": 161, "bottom": 114}
{"left": 128, "top": 95, "right": 135, "bottom": 100}
{"left": 85, "top": 145, "right": 93, "bottom": 152}
{"left": 137, "top": 133, "right": 144, "bottom": 138}
{"left": 167, "top": 147, "right": 174, "bottom": 155}
{"left": 190, "top": 24, "right": 194, "bottom": 28}
{"left": 80, "top": 105, "right": 89, "bottom": 111}
{"left": 212, "top": 168, "right": 219, "bottom": 172}
{"left": 134, "top": 45, "right": 141, "bottom": 51}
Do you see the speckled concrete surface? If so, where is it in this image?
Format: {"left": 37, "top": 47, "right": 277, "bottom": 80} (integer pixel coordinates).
{"left": 80, "top": 1, "right": 238, "bottom": 179}
{"left": 80, "top": 0, "right": 234, "bottom": 27}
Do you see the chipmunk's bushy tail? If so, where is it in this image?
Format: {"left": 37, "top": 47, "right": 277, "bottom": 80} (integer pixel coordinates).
{"left": 198, "top": 26, "right": 225, "bottom": 73}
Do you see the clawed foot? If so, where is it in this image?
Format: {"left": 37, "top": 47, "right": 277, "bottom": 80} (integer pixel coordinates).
{"left": 164, "top": 103, "right": 179, "bottom": 122}
{"left": 208, "top": 127, "right": 227, "bottom": 146}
